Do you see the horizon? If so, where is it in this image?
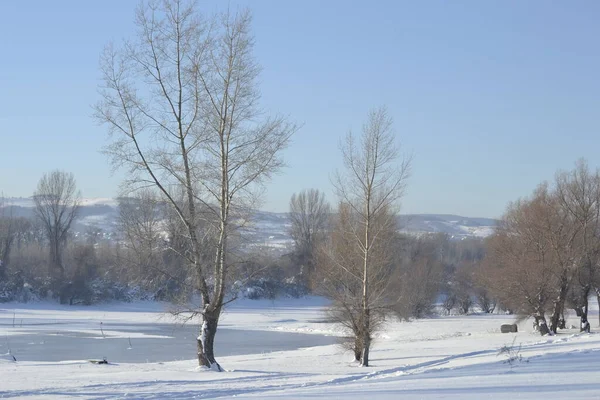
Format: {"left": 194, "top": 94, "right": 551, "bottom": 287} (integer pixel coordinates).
{"left": 2, "top": 1, "right": 600, "bottom": 219}
{"left": 1, "top": 195, "right": 499, "bottom": 220}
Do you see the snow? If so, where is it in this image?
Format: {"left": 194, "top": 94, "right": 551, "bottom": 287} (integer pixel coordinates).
{"left": 78, "top": 198, "right": 119, "bottom": 207}
{"left": 1, "top": 298, "right": 599, "bottom": 398}
{"left": 1, "top": 197, "right": 118, "bottom": 208}
{"left": 1, "top": 197, "right": 35, "bottom": 207}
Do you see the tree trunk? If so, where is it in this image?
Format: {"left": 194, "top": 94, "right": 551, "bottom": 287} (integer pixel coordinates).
{"left": 558, "top": 308, "right": 566, "bottom": 330}
{"left": 197, "top": 308, "right": 221, "bottom": 371}
{"left": 351, "top": 331, "right": 363, "bottom": 362}
{"left": 361, "top": 329, "right": 371, "bottom": 367}
{"left": 0, "top": 237, "right": 12, "bottom": 280}
{"left": 49, "top": 238, "right": 64, "bottom": 282}
{"left": 549, "top": 278, "right": 570, "bottom": 333}
{"left": 353, "top": 337, "right": 362, "bottom": 362}
{"left": 360, "top": 192, "right": 371, "bottom": 367}
{"left": 49, "top": 237, "right": 67, "bottom": 302}
{"left": 360, "top": 308, "right": 371, "bottom": 367}
{"left": 535, "top": 314, "right": 550, "bottom": 336}
{"left": 596, "top": 287, "right": 600, "bottom": 327}
{"left": 0, "top": 259, "right": 6, "bottom": 281}
{"left": 580, "top": 289, "right": 590, "bottom": 332}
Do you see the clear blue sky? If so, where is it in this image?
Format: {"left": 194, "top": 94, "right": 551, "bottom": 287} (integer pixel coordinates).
{"left": 1, "top": 1, "right": 599, "bottom": 218}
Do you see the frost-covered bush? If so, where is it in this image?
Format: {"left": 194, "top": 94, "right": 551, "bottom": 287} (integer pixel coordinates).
{"left": 243, "top": 277, "right": 309, "bottom": 300}
{"left": 244, "top": 278, "right": 278, "bottom": 300}
{"left": 0, "top": 272, "right": 42, "bottom": 303}
{"left": 281, "top": 276, "right": 309, "bottom": 298}
{"left": 87, "top": 279, "right": 154, "bottom": 303}
{"left": 0, "top": 281, "right": 14, "bottom": 302}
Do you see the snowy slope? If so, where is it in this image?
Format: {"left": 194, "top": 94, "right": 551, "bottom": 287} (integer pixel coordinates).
{"left": 0, "top": 298, "right": 599, "bottom": 399}
{"left": 398, "top": 214, "right": 498, "bottom": 239}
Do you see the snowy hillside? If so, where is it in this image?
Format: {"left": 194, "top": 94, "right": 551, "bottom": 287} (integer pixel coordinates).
{"left": 398, "top": 214, "right": 498, "bottom": 239}
{"left": 1, "top": 198, "right": 498, "bottom": 244}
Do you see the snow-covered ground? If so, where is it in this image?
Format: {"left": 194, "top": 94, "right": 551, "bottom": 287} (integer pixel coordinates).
{"left": 1, "top": 298, "right": 599, "bottom": 399}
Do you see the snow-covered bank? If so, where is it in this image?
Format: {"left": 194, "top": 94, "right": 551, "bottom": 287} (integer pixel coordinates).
{"left": 1, "top": 298, "right": 600, "bottom": 399}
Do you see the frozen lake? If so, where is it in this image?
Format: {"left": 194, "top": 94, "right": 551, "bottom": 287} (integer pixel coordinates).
{"left": 1, "top": 322, "right": 338, "bottom": 363}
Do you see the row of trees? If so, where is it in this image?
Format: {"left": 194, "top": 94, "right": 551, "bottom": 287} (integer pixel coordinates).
{"left": 287, "top": 160, "right": 600, "bottom": 366}
{"left": 288, "top": 109, "right": 486, "bottom": 365}
{"left": 481, "top": 160, "right": 600, "bottom": 335}
{"left": 288, "top": 190, "right": 491, "bottom": 366}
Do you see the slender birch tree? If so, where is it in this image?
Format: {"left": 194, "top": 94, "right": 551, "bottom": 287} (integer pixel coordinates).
{"left": 328, "top": 107, "right": 411, "bottom": 366}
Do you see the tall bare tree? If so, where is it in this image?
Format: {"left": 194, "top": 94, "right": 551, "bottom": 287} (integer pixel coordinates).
{"left": 326, "top": 107, "right": 410, "bottom": 366}
{"left": 289, "top": 189, "right": 330, "bottom": 285}
{"left": 531, "top": 184, "right": 579, "bottom": 333}
{"left": 33, "top": 170, "right": 80, "bottom": 292}
{"left": 555, "top": 160, "right": 600, "bottom": 331}
{"left": 483, "top": 187, "right": 563, "bottom": 335}
{"left": 481, "top": 161, "right": 600, "bottom": 334}
{"left": 95, "top": 0, "right": 295, "bottom": 370}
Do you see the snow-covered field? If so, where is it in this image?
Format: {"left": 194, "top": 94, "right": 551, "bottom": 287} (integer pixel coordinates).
{"left": 1, "top": 298, "right": 599, "bottom": 399}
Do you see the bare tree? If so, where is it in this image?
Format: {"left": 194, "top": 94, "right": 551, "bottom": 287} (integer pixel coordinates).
{"left": 452, "top": 264, "right": 474, "bottom": 315}
{"left": 0, "top": 199, "right": 15, "bottom": 280}
{"left": 482, "top": 160, "right": 600, "bottom": 333}
{"left": 117, "top": 191, "right": 166, "bottom": 287}
{"left": 442, "top": 293, "right": 457, "bottom": 315}
{"left": 289, "top": 189, "right": 330, "bottom": 285}
{"left": 325, "top": 107, "right": 410, "bottom": 366}
{"left": 533, "top": 184, "right": 580, "bottom": 334}
{"left": 33, "top": 170, "right": 80, "bottom": 295}
{"left": 471, "top": 272, "right": 497, "bottom": 314}
{"left": 482, "top": 188, "right": 560, "bottom": 335}
{"left": 596, "top": 286, "right": 600, "bottom": 327}
{"left": 318, "top": 202, "right": 399, "bottom": 363}
{"left": 0, "top": 214, "right": 31, "bottom": 281}
{"left": 393, "top": 235, "right": 443, "bottom": 319}
{"left": 446, "top": 259, "right": 497, "bottom": 315}
{"left": 95, "top": 0, "right": 295, "bottom": 370}
{"left": 555, "top": 160, "right": 600, "bottom": 331}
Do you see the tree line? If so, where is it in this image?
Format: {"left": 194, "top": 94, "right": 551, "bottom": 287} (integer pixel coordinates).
{"left": 480, "top": 160, "right": 600, "bottom": 335}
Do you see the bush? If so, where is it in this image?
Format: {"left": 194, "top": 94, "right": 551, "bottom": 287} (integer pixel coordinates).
{"left": 0, "top": 271, "right": 41, "bottom": 303}
{"left": 243, "top": 277, "right": 309, "bottom": 300}
{"left": 497, "top": 337, "right": 527, "bottom": 368}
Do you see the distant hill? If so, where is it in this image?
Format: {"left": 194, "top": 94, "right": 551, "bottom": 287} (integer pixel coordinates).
{"left": 1, "top": 198, "right": 498, "bottom": 246}
{"left": 398, "top": 214, "right": 498, "bottom": 239}
{"left": 1, "top": 197, "right": 119, "bottom": 234}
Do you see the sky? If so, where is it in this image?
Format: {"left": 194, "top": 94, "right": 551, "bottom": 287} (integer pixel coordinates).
{"left": 1, "top": 1, "right": 600, "bottom": 218}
